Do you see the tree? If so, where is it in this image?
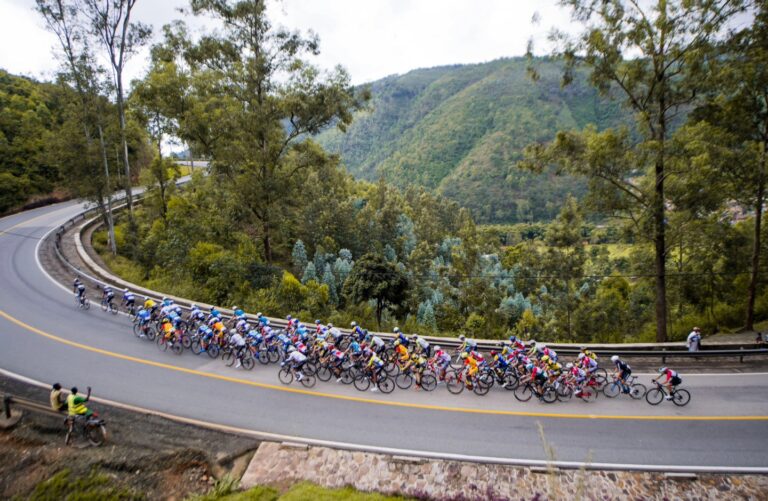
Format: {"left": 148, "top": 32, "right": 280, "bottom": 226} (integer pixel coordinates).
{"left": 291, "top": 240, "right": 308, "bottom": 275}
{"left": 525, "top": 0, "right": 749, "bottom": 341}
{"left": 691, "top": 5, "right": 768, "bottom": 330}
{"left": 169, "top": 0, "right": 367, "bottom": 263}
{"left": 343, "top": 253, "right": 409, "bottom": 327}
{"left": 322, "top": 263, "right": 338, "bottom": 305}
{"left": 82, "top": 0, "right": 151, "bottom": 216}
{"left": 301, "top": 262, "right": 317, "bottom": 284}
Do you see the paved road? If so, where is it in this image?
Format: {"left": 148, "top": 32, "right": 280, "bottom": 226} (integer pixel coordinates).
{"left": 2, "top": 202, "right": 768, "bottom": 470}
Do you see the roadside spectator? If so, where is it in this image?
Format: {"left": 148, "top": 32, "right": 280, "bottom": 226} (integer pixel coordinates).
{"left": 757, "top": 332, "right": 766, "bottom": 345}
{"left": 49, "top": 383, "right": 66, "bottom": 412}
{"left": 687, "top": 327, "right": 702, "bottom": 352}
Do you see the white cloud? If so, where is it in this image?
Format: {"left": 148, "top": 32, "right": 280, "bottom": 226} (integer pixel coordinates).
{"left": 0, "top": 0, "right": 575, "bottom": 85}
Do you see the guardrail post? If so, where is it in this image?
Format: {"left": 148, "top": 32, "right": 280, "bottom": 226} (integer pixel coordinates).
{"left": 3, "top": 395, "right": 11, "bottom": 419}
{"left": 740, "top": 346, "right": 744, "bottom": 363}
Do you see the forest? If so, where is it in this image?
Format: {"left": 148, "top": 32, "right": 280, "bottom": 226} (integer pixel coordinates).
{"left": 2, "top": 0, "right": 767, "bottom": 344}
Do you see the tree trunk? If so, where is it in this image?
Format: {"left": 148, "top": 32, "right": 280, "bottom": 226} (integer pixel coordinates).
{"left": 262, "top": 218, "right": 272, "bottom": 264}
{"left": 116, "top": 74, "right": 133, "bottom": 215}
{"left": 376, "top": 301, "right": 383, "bottom": 329}
{"left": 654, "top": 110, "right": 668, "bottom": 343}
{"left": 745, "top": 144, "right": 766, "bottom": 331}
{"left": 97, "top": 125, "right": 117, "bottom": 255}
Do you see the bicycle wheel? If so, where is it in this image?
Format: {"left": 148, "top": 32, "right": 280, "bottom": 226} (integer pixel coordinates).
{"left": 420, "top": 374, "right": 437, "bottom": 392}
{"left": 594, "top": 368, "right": 608, "bottom": 384}
{"left": 630, "top": 383, "right": 646, "bottom": 400}
{"left": 267, "top": 349, "right": 280, "bottom": 364}
{"left": 257, "top": 349, "right": 270, "bottom": 364}
{"left": 340, "top": 368, "right": 355, "bottom": 385}
{"left": 353, "top": 374, "right": 371, "bottom": 392}
{"left": 83, "top": 297, "right": 90, "bottom": 310}
{"left": 101, "top": 300, "right": 108, "bottom": 312}
{"left": 541, "top": 386, "right": 558, "bottom": 404}
{"left": 278, "top": 367, "right": 294, "bottom": 385}
{"left": 445, "top": 371, "right": 464, "bottom": 394}
{"left": 645, "top": 388, "right": 664, "bottom": 405}
{"left": 580, "top": 388, "right": 598, "bottom": 403}
{"left": 242, "top": 356, "right": 255, "bottom": 370}
{"left": 132, "top": 323, "right": 144, "bottom": 339}
{"left": 377, "top": 376, "right": 395, "bottom": 394}
{"left": 672, "top": 389, "right": 691, "bottom": 406}
{"left": 473, "top": 375, "right": 493, "bottom": 396}
{"left": 502, "top": 373, "right": 519, "bottom": 391}
{"left": 316, "top": 366, "right": 332, "bottom": 382}
{"left": 109, "top": 303, "right": 118, "bottom": 315}
{"left": 157, "top": 336, "right": 169, "bottom": 352}
{"left": 299, "top": 374, "right": 316, "bottom": 388}
{"left": 556, "top": 384, "right": 572, "bottom": 402}
{"left": 514, "top": 384, "right": 534, "bottom": 402}
{"left": 222, "top": 352, "right": 235, "bottom": 367}
{"left": 180, "top": 334, "right": 192, "bottom": 349}
{"left": 87, "top": 424, "right": 108, "bottom": 446}
{"left": 171, "top": 342, "right": 183, "bottom": 355}
{"left": 449, "top": 352, "right": 464, "bottom": 369}
{"left": 207, "top": 344, "right": 220, "bottom": 358}
{"left": 603, "top": 381, "right": 621, "bottom": 398}
{"left": 396, "top": 372, "right": 414, "bottom": 390}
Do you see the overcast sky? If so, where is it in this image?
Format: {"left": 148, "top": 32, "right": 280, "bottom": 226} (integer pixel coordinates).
{"left": 0, "top": 0, "right": 575, "bottom": 85}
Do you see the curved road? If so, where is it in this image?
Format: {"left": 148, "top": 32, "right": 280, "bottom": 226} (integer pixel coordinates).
{"left": 2, "top": 201, "right": 768, "bottom": 471}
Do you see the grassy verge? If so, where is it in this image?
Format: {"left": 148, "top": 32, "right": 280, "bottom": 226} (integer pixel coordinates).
{"left": 23, "top": 468, "right": 141, "bottom": 500}
{"left": 191, "top": 481, "right": 414, "bottom": 501}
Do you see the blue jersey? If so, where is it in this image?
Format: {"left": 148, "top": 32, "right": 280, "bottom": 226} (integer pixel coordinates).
{"left": 233, "top": 308, "right": 245, "bottom": 318}
{"left": 348, "top": 341, "right": 361, "bottom": 354}
{"left": 258, "top": 316, "right": 269, "bottom": 327}
{"left": 198, "top": 325, "right": 213, "bottom": 338}
{"left": 137, "top": 310, "right": 150, "bottom": 324}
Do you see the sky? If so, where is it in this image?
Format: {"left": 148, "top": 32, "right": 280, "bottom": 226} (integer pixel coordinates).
{"left": 0, "top": 0, "right": 575, "bottom": 85}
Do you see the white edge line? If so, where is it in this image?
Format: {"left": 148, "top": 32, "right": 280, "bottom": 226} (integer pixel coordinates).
{"left": 1, "top": 367, "right": 767, "bottom": 475}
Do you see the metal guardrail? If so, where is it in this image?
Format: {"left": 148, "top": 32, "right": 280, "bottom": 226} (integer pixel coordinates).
{"left": 3, "top": 394, "right": 64, "bottom": 420}
{"left": 48, "top": 190, "right": 768, "bottom": 364}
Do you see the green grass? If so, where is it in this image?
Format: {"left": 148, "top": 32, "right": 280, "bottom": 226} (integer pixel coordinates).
{"left": 192, "top": 482, "right": 415, "bottom": 501}
{"left": 23, "top": 468, "right": 141, "bottom": 501}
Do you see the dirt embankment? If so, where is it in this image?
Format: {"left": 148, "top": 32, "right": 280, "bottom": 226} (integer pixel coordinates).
{"left": 0, "top": 375, "right": 259, "bottom": 500}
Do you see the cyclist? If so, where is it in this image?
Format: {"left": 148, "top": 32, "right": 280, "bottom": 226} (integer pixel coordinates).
{"left": 73, "top": 277, "right": 86, "bottom": 305}
{"left": 282, "top": 346, "right": 308, "bottom": 381}
{"left": 461, "top": 352, "right": 479, "bottom": 389}
{"left": 197, "top": 323, "right": 215, "bottom": 349}
{"left": 143, "top": 296, "right": 157, "bottom": 317}
{"left": 653, "top": 367, "right": 682, "bottom": 400}
{"left": 101, "top": 285, "right": 116, "bottom": 310}
{"left": 327, "top": 323, "right": 343, "bottom": 345}
{"left": 67, "top": 386, "right": 93, "bottom": 419}
{"left": 508, "top": 335, "right": 525, "bottom": 351}
{"left": 328, "top": 347, "right": 346, "bottom": 382}
{"left": 520, "top": 362, "right": 547, "bottom": 395}
{"left": 490, "top": 350, "right": 510, "bottom": 379}
{"left": 432, "top": 345, "right": 451, "bottom": 381}
{"left": 122, "top": 288, "right": 135, "bottom": 313}
{"left": 611, "top": 355, "right": 632, "bottom": 393}
{"left": 366, "top": 351, "right": 386, "bottom": 392}
{"left": 135, "top": 307, "right": 151, "bottom": 337}
{"left": 394, "top": 327, "right": 409, "bottom": 348}
{"left": 578, "top": 352, "right": 598, "bottom": 377}
{"left": 256, "top": 312, "right": 269, "bottom": 328}
{"left": 581, "top": 346, "right": 598, "bottom": 361}
{"left": 314, "top": 319, "right": 323, "bottom": 335}
{"left": 189, "top": 304, "right": 206, "bottom": 324}
{"left": 159, "top": 317, "right": 175, "bottom": 342}
{"left": 412, "top": 334, "right": 431, "bottom": 357}
{"left": 457, "top": 334, "right": 477, "bottom": 354}
{"left": 366, "top": 333, "right": 386, "bottom": 356}
{"left": 565, "top": 362, "right": 587, "bottom": 397}
{"left": 350, "top": 321, "right": 366, "bottom": 342}
{"left": 229, "top": 330, "right": 247, "bottom": 368}
{"left": 404, "top": 352, "right": 428, "bottom": 388}
{"left": 393, "top": 339, "right": 409, "bottom": 364}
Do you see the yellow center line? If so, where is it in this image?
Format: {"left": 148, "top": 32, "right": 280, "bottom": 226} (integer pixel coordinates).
{"left": 2, "top": 308, "right": 768, "bottom": 422}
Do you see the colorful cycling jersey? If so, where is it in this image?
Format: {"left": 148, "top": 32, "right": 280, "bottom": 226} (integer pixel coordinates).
{"left": 104, "top": 286, "right": 114, "bottom": 298}
{"left": 277, "top": 334, "right": 290, "bottom": 346}
{"left": 530, "top": 366, "right": 546, "bottom": 378}
{"left": 581, "top": 357, "right": 598, "bottom": 371}
{"left": 435, "top": 350, "right": 451, "bottom": 362}
{"left": 136, "top": 309, "right": 151, "bottom": 323}
{"left": 144, "top": 299, "right": 156, "bottom": 309}
{"left": 615, "top": 360, "right": 631, "bottom": 372}
{"left": 353, "top": 325, "right": 366, "bottom": 340}
{"left": 370, "top": 336, "right": 385, "bottom": 348}
{"left": 348, "top": 341, "right": 361, "bottom": 354}
{"left": 213, "top": 321, "right": 225, "bottom": 333}
{"left": 190, "top": 308, "right": 206, "bottom": 322}
{"left": 286, "top": 351, "right": 307, "bottom": 364}
{"left": 246, "top": 329, "right": 261, "bottom": 342}
{"left": 493, "top": 354, "right": 509, "bottom": 369}
{"left": 233, "top": 308, "right": 245, "bottom": 318}
{"left": 236, "top": 319, "right": 249, "bottom": 332}
{"left": 161, "top": 322, "right": 173, "bottom": 334}
{"left": 662, "top": 369, "right": 678, "bottom": 381}
{"left": 416, "top": 337, "right": 430, "bottom": 350}
{"left": 258, "top": 315, "right": 269, "bottom": 327}
{"left": 570, "top": 366, "right": 586, "bottom": 378}
{"left": 331, "top": 349, "right": 345, "bottom": 360}
{"left": 367, "top": 355, "right": 384, "bottom": 368}
{"left": 230, "top": 332, "right": 246, "bottom": 347}
{"left": 396, "top": 333, "right": 409, "bottom": 346}
{"left": 395, "top": 344, "right": 409, "bottom": 359}
{"left": 583, "top": 349, "right": 597, "bottom": 360}
{"left": 124, "top": 292, "right": 135, "bottom": 302}
{"left": 198, "top": 325, "right": 214, "bottom": 338}
{"left": 296, "top": 342, "right": 307, "bottom": 353}
{"left": 465, "top": 356, "right": 478, "bottom": 369}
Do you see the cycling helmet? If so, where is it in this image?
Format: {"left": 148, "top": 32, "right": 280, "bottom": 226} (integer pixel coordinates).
{"left": 394, "top": 340, "right": 400, "bottom": 346}
{"left": 256, "top": 312, "right": 262, "bottom": 317}
{"left": 315, "top": 319, "right": 321, "bottom": 324}
{"left": 434, "top": 345, "right": 441, "bottom": 351}
{"left": 490, "top": 350, "right": 498, "bottom": 356}
{"left": 541, "top": 355, "right": 550, "bottom": 362}
{"left": 288, "top": 346, "right": 296, "bottom": 353}
{"left": 191, "top": 304, "right": 197, "bottom": 309}
{"left": 124, "top": 288, "right": 129, "bottom": 293}
{"left": 459, "top": 335, "right": 466, "bottom": 341}
{"left": 610, "top": 355, "right": 619, "bottom": 363}
{"left": 460, "top": 352, "right": 468, "bottom": 359}
{"left": 162, "top": 296, "right": 167, "bottom": 301}
{"left": 566, "top": 363, "right": 573, "bottom": 369}
{"left": 525, "top": 363, "right": 534, "bottom": 370}
{"left": 411, "top": 334, "right": 418, "bottom": 340}
{"left": 528, "top": 340, "right": 536, "bottom": 346}
{"left": 411, "top": 353, "right": 419, "bottom": 360}
{"left": 286, "top": 314, "right": 291, "bottom": 320}
{"left": 393, "top": 327, "right": 400, "bottom": 333}
{"left": 580, "top": 346, "right": 587, "bottom": 351}
{"left": 659, "top": 367, "right": 667, "bottom": 373}
{"left": 578, "top": 353, "right": 585, "bottom": 359}
{"left": 232, "top": 306, "right": 239, "bottom": 311}
{"left": 509, "top": 335, "right": 517, "bottom": 342}
{"left": 351, "top": 321, "right": 357, "bottom": 327}
{"left": 328, "top": 323, "right": 333, "bottom": 328}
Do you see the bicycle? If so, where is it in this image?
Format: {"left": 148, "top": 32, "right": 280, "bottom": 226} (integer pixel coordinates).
{"left": 444, "top": 368, "right": 491, "bottom": 396}
{"left": 100, "top": 297, "right": 118, "bottom": 315}
{"left": 222, "top": 346, "right": 255, "bottom": 370}
{"left": 395, "top": 365, "right": 437, "bottom": 391}
{"left": 190, "top": 335, "right": 220, "bottom": 358}
{"left": 132, "top": 321, "right": 156, "bottom": 341}
{"left": 156, "top": 331, "right": 183, "bottom": 355}
{"left": 353, "top": 367, "right": 395, "bottom": 393}
{"left": 278, "top": 364, "right": 316, "bottom": 388}
{"left": 603, "top": 375, "right": 646, "bottom": 399}
{"left": 513, "top": 380, "right": 558, "bottom": 403}
{"left": 75, "top": 293, "right": 90, "bottom": 310}
{"left": 555, "top": 376, "right": 601, "bottom": 403}
{"left": 65, "top": 412, "right": 107, "bottom": 447}
{"left": 646, "top": 381, "right": 690, "bottom": 406}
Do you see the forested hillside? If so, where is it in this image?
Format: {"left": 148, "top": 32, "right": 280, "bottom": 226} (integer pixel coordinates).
{"left": 315, "top": 58, "right": 626, "bottom": 223}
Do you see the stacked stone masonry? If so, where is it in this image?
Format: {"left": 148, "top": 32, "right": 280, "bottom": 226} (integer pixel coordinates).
{"left": 241, "top": 442, "right": 768, "bottom": 500}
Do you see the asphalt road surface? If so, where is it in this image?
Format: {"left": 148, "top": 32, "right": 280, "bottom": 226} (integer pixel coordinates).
{"left": 2, "top": 201, "right": 768, "bottom": 471}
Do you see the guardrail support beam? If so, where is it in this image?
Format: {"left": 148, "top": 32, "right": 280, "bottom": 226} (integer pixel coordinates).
{"left": 3, "top": 395, "right": 11, "bottom": 419}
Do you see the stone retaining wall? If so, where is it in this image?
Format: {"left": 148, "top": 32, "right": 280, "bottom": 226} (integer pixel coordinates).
{"left": 241, "top": 442, "right": 767, "bottom": 500}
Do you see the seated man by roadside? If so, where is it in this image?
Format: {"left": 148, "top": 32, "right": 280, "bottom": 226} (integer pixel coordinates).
{"left": 50, "top": 383, "right": 66, "bottom": 412}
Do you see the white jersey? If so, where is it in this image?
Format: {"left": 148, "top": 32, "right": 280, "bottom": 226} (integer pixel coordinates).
{"left": 416, "top": 337, "right": 430, "bottom": 349}
{"left": 230, "top": 332, "right": 246, "bottom": 347}
{"left": 287, "top": 351, "right": 307, "bottom": 364}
